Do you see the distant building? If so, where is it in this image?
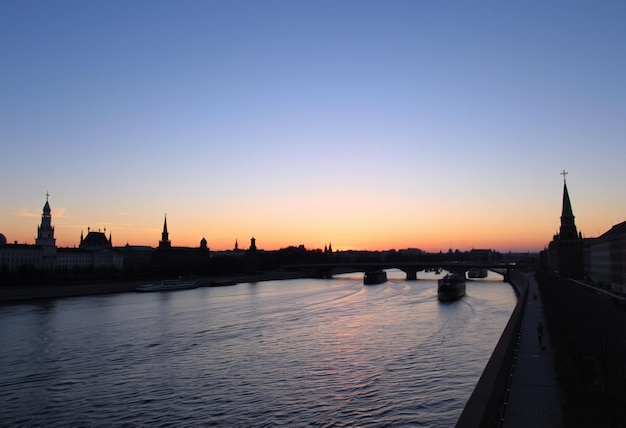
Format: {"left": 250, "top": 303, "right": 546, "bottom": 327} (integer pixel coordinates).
{"left": 56, "top": 227, "right": 123, "bottom": 271}
{"left": 115, "top": 244, "right": 154, "bottom": 272}
{"left": 468, "top": 249, "right": 497, "bottom": 261}
{"left": 152, "top": 215, "right": 210, "bottom": 275}
{"left": 586, "top": 222, "right": 626, "bottom": 292}
{"left": 323, "top": 243, "right": 333, "bottom": 255}
{"left": 1, "top": 195, "right": 56, "bottom": 273}
{"left": 79, "top": 228, "right": 112, "bottom": 250}
{"left": 0, "top": 241, "right": 45, "bottom": 273}
{"left": 544, "top": 171, "right": 584, "bottom": 279}
{"left": 0, "top": 195, "right": 123, "bottom": 274}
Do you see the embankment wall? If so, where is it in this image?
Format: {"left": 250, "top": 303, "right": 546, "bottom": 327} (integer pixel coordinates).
{"left": 455, "top": 270, "right": 529, "bottom": 428}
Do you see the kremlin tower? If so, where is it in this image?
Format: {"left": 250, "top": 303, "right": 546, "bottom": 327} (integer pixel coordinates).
{"left": 547, "top": 171, "right": 584, "bottom": 278}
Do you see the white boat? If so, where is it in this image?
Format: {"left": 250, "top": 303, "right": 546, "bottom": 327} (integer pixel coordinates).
{"left": 136, "top": 278, "right": 198, "bottom": 292}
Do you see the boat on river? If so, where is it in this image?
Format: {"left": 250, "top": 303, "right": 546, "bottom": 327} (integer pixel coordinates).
{"left": 467, "top": 268, "right": 488, "bottom": 279}
{"left": 364, "top": 270, "right": 387, "bottom": 285}
{"left": 437, "top": 273, "right": 466, "bottom": 301}
{"left": 136, "top": 278, "right": 198, "bottom": 292}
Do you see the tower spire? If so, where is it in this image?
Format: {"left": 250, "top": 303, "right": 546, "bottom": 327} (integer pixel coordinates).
{"left": 548, "top": 169, "right": 584, "bottom": 278}
{"left": 159, "top": 214, "right": 171, "bottom": 248}
{"left": 559, "top": 171, "right": 578, "bottom": 240}
{"left": 36, "top": 193, "right": 56, "bottom": 255}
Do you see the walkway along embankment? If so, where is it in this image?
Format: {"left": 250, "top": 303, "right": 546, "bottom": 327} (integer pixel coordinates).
{"left": 456, "top": 270, "right": 529, "bottom": 428}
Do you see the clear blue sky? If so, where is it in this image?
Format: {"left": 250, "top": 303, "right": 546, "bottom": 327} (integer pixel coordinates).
{"left": 1, "top": 1, "right": 625, "bottom": 251}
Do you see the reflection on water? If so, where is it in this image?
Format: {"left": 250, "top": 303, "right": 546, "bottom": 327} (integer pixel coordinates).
{"left": 0, "top": 271, "right": 516, "bottom": 426}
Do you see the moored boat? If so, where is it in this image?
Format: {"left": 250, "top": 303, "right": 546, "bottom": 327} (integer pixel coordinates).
{"left": 364, "top": 270, "right": 387, "bottom": 285}
{"left": 467, "top": 268, "right": 488, "bottom": 279}
{"left": 437, "top": 273, "right": 466, "bottom": 301}
{"left": 209, "top": 279, "right": 238, "bottom": 287}
{"left": 136, "top": 278, "right": 198, "bottom": 292}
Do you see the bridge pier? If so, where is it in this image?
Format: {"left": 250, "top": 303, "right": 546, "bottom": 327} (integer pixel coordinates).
{"left": 404, "top": 269, "right": 418, "bottom": 281}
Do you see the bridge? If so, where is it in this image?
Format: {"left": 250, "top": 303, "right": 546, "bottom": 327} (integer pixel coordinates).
{"left": 289, "top": 261, "right": 517, "bottom": 282}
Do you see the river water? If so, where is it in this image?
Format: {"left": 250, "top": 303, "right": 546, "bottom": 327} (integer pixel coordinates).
{"left": 0, "top": 270, "right": 516, "bottom": 427}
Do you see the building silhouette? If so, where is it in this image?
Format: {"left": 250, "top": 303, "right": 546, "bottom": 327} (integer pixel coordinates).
{"left": 159, "top": 215, "right": 172, "bottom": 248}
{"left": 546, "top": 171, "right": 584, "bottom": 279}
{"left": 152, "top": 215, "right": 210, "bottom": 276}
{"left": 0, "top": 195, "right": 123, "bottom": 276}
{"left": 80, "top": 228, "right": 112, "bottom": 250}
{"left": 586, "top": 221, "right": 626, "bottom": 292}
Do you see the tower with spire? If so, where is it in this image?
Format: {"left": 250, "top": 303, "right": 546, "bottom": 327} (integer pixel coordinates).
{"left": 548, "top": 170, "right": 584, "bottom": 278}
{"left": 36, "top": 193, "right": 57, "bottom": 257}
{"left": 35, "top": 192, "right": 57, "bottom": 269}
{"left": 159, "top": 215, "right": 171, "bottom": 248}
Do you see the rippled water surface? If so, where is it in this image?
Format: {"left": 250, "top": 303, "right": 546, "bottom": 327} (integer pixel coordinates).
{"left": 0, "top": 271, "right": 516, "bottom": 427}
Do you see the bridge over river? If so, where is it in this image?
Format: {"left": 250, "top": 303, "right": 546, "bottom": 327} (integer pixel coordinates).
{"left": 290, "top": 261, "right": 516, "bottom": 282}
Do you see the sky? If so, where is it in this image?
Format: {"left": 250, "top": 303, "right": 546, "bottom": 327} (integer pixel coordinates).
{"left": 1, "top": 1, "right": 625, "bottom": 253}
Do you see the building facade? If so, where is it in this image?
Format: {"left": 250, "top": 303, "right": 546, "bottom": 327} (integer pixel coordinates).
{"left": 586, "top": 222, "right": 626, "bottom": 292}
{"left": 0, "top": 196, "right": 123, "bottom": 275}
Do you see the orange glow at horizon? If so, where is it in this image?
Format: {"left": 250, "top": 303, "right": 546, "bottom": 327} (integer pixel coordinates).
{"left": 2, "top": 192, "right": 611, "bottom": 254}
{"left": 38, "top": 218, "right": 554, "bottom": 253}
{"left": 5, "top": 218, "right": 549, "bottom": 252}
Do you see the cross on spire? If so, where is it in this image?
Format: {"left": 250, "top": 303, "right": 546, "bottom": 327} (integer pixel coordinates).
{"left": 560, "top": 169, "right": 568, "bottom": 183}
{"left": 46, "top": 191, "right": 50, "bottom": 201}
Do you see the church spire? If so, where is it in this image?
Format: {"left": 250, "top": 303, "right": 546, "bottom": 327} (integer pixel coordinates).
{"left": 561, "top": 180, "right": 574, "bottom": 218}
{"left": 559, "top": 170, "right": 579, "bottom": 240}
{"left": 560, "top": 169, "right": 573, "bottom": 217}
{"left": 43, "top": 191, "right": 51, "bottom": 214}
{"left": 159, "top": 214, "right": 171, "bottom": 248}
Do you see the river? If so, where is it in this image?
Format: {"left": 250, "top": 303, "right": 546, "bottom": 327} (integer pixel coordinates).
{"left": 0, "top": 270, "right": 516, "bottom": 427}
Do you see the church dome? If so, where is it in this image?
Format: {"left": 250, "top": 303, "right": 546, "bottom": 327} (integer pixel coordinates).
{"left": 0, "top": 233, "right": 6, "bottom": 245}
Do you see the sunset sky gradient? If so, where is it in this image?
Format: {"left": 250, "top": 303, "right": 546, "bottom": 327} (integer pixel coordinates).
{"left": 1, "top": 1, "right": 625, "bottom": 252}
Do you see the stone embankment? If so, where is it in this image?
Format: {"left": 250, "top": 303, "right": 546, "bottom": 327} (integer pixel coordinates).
{"left": 457, "top": 270, "right": 564, "bottom": 427}
{"left": 456, "top": 270, "right": 529, "bottom": 427}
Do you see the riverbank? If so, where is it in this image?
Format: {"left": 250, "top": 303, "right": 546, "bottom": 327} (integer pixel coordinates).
{"left": 457, "top": 271, "right": 565, "bottom": 427}
{"left": 0, "top": 270, "right": 309, "bottom": 304}
{"left": 456, "top": 270, "right": 529, "bottom": 427}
